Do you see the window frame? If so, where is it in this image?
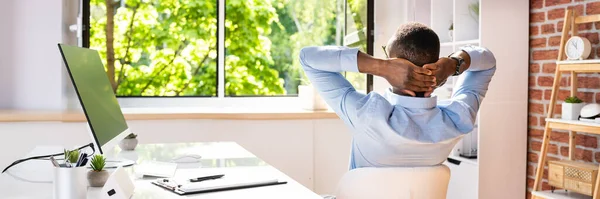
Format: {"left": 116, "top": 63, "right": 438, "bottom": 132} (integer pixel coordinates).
{"left": 81, "top": 0, "right": 374, "bottom": 100}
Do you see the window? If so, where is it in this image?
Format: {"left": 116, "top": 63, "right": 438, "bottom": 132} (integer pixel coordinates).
{"left": 86, "top": 0, "right": 372, "bottom": 97}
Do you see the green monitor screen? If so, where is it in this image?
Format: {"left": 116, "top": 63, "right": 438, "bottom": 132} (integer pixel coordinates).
{"left": 58, "top": 44, "right": 130, "bottom": 154}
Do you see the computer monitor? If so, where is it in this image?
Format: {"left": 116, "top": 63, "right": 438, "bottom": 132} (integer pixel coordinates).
{"left": 58, "top": 44, "right": 132, "bottom": 156}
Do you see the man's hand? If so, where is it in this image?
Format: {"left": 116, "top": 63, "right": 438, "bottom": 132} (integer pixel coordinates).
{"left": 424, "top": 50, "right": 471, "bottom": 88}
{"left": 381, "top": 58, "right": 436, "bottom": 96}
{"left": 423, "top": 57, "right": 456, "bottom": 88}
{"left": 357, "top": 52, "right": 436, "bottom": 97}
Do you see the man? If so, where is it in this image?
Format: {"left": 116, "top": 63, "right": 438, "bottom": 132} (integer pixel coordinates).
{"left": 299, "top": 22, "right": 496, "bottom": 169}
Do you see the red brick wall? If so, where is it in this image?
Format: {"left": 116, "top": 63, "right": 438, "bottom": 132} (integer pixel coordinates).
{"left": 528, "top": 0, "right": 600, "bottom": 198}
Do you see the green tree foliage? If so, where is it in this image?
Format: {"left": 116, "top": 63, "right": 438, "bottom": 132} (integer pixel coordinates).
{"left": 92, "top": 0, "right": 219, "bottom": 96}
{"left": 90, "top": 0, "right": 367, "bottom": 96}
{"left": 224, "top": 0, "right": 284, "bottom": 95}
{"left": 343, "top": 0, "right": 367, "bottom": 91}
{"left": 264, "top": 0, "right": 339, "bottom": 94}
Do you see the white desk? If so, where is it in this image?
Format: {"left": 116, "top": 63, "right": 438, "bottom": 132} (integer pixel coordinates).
{"left": 0, "top": 142, "right": 322, "bottom": 199}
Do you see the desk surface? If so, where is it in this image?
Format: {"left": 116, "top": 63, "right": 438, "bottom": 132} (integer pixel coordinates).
{"left": 0, "top": 142, "right": 321, "bottom": 199}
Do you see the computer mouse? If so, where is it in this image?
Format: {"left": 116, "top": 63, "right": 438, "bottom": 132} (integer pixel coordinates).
{"left": 580, "top": 103, "right": 600, "bottom": 118}
{"left": 171, "top": 154, "right": 202, "bottom": 163}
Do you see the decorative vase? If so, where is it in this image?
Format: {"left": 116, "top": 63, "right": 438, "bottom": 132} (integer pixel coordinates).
{"left": 119, "top": 138, "right": 138, "bottom": 151}
{"left": 448, "top": 30, "right": 453, "bottom": 41}
{"left": 562, "top": 102, "right": 585, "bottom": 120}
{"left": 87, "top": 170, "right": 110, "bottom": 187}
{"left": 298, "top": 85, "right": 328, "bottom": 111}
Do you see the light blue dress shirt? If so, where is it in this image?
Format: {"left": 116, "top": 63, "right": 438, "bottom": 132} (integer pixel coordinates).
{"left": 299, "top": 46, "right": 496, "bottom": 169}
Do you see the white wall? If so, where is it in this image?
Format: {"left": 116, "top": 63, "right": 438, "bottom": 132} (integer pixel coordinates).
{"left": 372, "top": 0, "right": 408, "bottom": 93}
{"left": 313, "top": 119, "right": 352, "bottom": 194}
{"left": 0, "top": 0, "right": 66, "bottom": 110}
{"left": 478, "top": 0, "right": 528, "bottom": 198}
{"left": 0, "top": 0, "right": 16, "bottom": 109}
{"left": 0, "top": 119, "right": 352, "bottom": 195}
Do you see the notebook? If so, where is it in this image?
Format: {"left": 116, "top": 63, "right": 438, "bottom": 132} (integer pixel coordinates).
{"left": 152, "top": 175, "right": 287, "bottom": 195}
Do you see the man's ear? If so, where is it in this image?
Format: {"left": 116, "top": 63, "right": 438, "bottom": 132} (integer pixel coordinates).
{"left": 401, "top": 89, "right": 416, "bottom": 97}
{"left": 424, "top": 91, "right": 433, "bottom": 97}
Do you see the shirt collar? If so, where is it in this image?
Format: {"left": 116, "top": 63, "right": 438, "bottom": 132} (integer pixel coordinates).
{"left": 385, "top": 88, "right": 438, "bottom": 109}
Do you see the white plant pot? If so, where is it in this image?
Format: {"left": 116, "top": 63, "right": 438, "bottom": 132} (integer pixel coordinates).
{"left": 119, "top": 138, "right": 138, "bottom": 151}
{"left": 298, "top": 85, "right": 328, "bottom": 111}
{"left": 562, "top": 102, "right": 585, "bottom": 120}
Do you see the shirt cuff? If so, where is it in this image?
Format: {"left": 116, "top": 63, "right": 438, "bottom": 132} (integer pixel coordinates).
{"left": 460, "top": 45, "right": 496, "bottom": 72}
{"left": 340, "top": 48, "right": 360, "bottom": 72}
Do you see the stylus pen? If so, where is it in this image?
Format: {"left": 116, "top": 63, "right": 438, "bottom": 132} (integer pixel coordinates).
{"left": 49, "top": 156, "right": 60, "bottom": 167}
{"left": 75, "top": 153, "right": 87, "bottom": 167}
{"left": 190, "top": 174, "right": 225, "bottom": 182}
{"left": 79, "top": 157, "right": 88, "bottom": 167}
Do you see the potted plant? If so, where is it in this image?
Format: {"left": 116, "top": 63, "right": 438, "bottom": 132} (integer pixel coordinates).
{"left": 297, "top": 78, "right": 328, "bottom": 111}
{"left": 119, "top": 133, "right": 138, "bottom": 151}
{"left": 87, "top": 155, "right": 109, "bottom": 187}
{"left": 562, "top": 96, "right": 585, "bottom": 120}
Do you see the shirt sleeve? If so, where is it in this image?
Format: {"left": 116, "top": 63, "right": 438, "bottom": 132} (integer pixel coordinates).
{"left": 298, "top": 46, "right": 368, "bottom": 129}
{"left": 461, "top": 45, "right": 496, "bottom": 71}
{"left": 442, "top": 46, "right": 497, "bottom": 133}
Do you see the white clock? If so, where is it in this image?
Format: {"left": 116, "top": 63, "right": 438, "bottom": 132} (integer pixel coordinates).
{"left": 565, "top": 36, "right": 592, "bottom": 60}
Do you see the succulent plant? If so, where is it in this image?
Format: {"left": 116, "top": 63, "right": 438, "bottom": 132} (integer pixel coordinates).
{"left": 565, "top": 96, "right": 583, "bottom": 103}
{"left": 64, "top": 149, "right": 80, "bottom": 164}
{"left": 125, "top": 133, "right": 137, "bottom": 139}
{"left": 90, "top": 155, "right": 106, "bottom": 171}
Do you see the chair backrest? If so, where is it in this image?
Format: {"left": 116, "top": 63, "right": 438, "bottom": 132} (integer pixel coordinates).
{"left": 335, "top": 165, "right": 451, "bottom": 199}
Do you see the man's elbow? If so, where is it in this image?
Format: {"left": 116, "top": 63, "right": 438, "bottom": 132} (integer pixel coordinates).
{"left": 481, "top": 47, "right": 497, "bottom": 69}
{"left": 299, "top": 46, "right": 316, "bottom": 69}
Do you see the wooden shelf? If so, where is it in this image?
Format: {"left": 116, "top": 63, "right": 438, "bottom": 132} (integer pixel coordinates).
{"left": 532, "top": 190, "right": 591, "bottom": 199}
{"left": 558, "top": 64, "right": 600, "bottom": 72}
{"left": 557, "top": 60, "right": 600, "bottom": 65}
{"left": 556, "top": 60, "right": 600, "bottom": 72}
{"left": 545, "top": 118, "right": 600, "bottom": 134}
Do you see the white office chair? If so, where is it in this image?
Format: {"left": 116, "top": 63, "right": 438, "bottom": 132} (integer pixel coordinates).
{"left": 335, "top": 165, "right": 451, "bottom": 199}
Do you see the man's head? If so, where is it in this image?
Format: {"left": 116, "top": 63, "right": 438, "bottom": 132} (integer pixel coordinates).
{"left": 386, "top": 22, "right": 440, "bottom": 66}
{"left": 385, "top": 22, "right": 440, "bottom": 96}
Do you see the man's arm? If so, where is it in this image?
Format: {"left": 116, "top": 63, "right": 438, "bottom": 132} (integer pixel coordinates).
{"left": 425, "top": 50, "right": 472, "bottom": 87}
{"left": 440, "top": 46, "right": 496, "bottom": 132}
{"left": 299, "top": 46, "right": 366, "bottom": 128}
{"left": 299, "top": 46, "right": 435, "bottom": 128}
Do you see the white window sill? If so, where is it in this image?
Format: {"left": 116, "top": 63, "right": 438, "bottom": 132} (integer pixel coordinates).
{"left": 117, "top": 96, "right": 307, "bottom": 109}
{"left": 1, "top": 97, "right": 338, "bottom": 122}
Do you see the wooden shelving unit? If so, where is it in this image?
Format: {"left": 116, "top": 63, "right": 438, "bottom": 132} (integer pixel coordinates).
{"left": 532, "top": 9, "right": 600, "bottom": 199}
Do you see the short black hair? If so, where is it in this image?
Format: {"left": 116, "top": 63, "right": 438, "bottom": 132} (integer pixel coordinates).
{"left": 387, "top": 22, "right": 440, "bottom": 67}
